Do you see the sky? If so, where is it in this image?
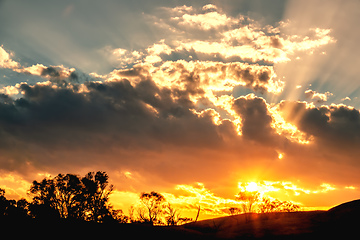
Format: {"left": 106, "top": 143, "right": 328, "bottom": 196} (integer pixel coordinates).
{"left": 1, "top": 0, "right": 360, "bottom": 220}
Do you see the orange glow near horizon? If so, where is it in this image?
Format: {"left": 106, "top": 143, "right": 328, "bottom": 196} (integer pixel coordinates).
{"left": 109, "top": 179, "right": 359, "bottom": 220}
{"left": 0, "top": 170, "right": 359, "bottom": 221}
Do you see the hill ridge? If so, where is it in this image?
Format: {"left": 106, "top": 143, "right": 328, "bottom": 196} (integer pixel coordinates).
{"left": 182, "top": 199, "right": 360, "bottom": 239}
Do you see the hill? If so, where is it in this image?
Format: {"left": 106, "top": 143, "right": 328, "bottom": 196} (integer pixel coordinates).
{"left": 2, "top": 199, "right": 360, "bottom": 239}
{"left": 182, "top": 199, "right": 360, "bottom": 239}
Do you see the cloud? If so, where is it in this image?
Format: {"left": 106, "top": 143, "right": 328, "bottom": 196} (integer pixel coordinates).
{"left": 0, "top": 78, "right": 235, "bottom": 173}
{"left": 281, "top": 28, "right": 336, "bottom": 54}
{"left": 0, "top": 85, "right": 20, "bottom": 96}
{"left": 341, "top": 96, "right": 351, "bottom": 102}
{"left": 174, "top": 11, "right": 238, "bottom": 30}
{"left": 175, "top": 26, "right": 335, "bottom": 64}
{"left": 278, "top": 101, "right": 360, "bottom": 155}
{"left": 2, "top": 57, "right": 359, "bottom": 189}
{"left": 237, "top": 180, "right": 337, "bottom": 198}
{"left": 144, "top": 40, "right": 173, "bottom": 64}
{"left": 15, "top": 64, "right": 76, "bottom": 81}
{"left": 163, "top": 182, "right": 238, "bottom": 216}
{"left": 233, "top": 94, "right": 278, "bottom": 144}
{"left": 0, "top": 46, "right": 20, "bottom": 69}
{"left": 115, "top": 60, "right": 281, "bottom": 95}
{"left": 99, "top": 46, "right": 143, "bottom": 68}
{"left": 0, "top": 171, "right": 31, "bottom": 200}
{"left": 1, "top": 74, "right": 360, "bottom": 207}
{"left": 202, "top": 4, "right": 218, "bottom": 12}
{"left": 132, "top": 4, "right": 336, "bottom": 68}
{"left": 160, "top": 5, "right": 193, "bottom": 14}
{"left": 304, "top": 89, "right": 333, "bottom": 103}
{"left": 0, "top": 70, "right": 292, "bottom": 189}
{"left": 0, "top": 45, "right": 83, "bottom": 85}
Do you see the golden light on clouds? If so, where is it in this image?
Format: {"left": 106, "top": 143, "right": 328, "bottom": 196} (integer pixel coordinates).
{"left": 269, "top": 104, "right": 312, "bottom": 144}
{"left": 108, "top": 179, "right": 357, "bottom": 220}
{"left": 237, "top": 181, "right": 338, "bottom": 200}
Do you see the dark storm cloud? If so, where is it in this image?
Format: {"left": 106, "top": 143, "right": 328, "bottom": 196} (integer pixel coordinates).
{"left": 1, "top": 77, "right": 360, "bottom": 189}
{"left": 41, "top": 66, "right": 60, "bottom": 78}
{"left": 278, "top": 101, "right": 360, "bottom": 155}
{"left": 227, "top": 64, "right": 272, "bottom": 93}
{"left": 0, "top": 79, "right": 235, "bottom": 172}
{"left": 233, "top": 95, "right": 279, "bottom": 144}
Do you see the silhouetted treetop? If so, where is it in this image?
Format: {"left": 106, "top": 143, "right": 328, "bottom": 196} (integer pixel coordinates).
{"left": 28, "top": 171, "right": 115, "bottom": 222}
{"left": 138, "top": 191, "right": 166, "bottom": 225}
{"left": 0, "top": 188, "right": 29, "bottom": 219}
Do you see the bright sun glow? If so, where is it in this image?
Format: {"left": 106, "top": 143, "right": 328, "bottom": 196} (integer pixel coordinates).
{"left": 238, "top": 182, "right": 260, "bottom": 192}
{"left": 245, "top": 182, "right": 258, "bottom": 192}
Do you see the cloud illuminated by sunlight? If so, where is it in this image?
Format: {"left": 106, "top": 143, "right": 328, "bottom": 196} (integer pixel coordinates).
{"left": 269, "top": 104, "right": 312, "bottom": 144}
{"left": 110, "top": 180, "right": 349, "bottom": 219}
{"left": 238, "top": 181, "right": 337, "bottom": 198}
{"left": 0, "top": 46, "right": 20, "bottom": 69}
{"left": 175, "top": 11, "right": 238, "bottom": 30}
{"left": 163, "top": 183, "right": 239, "bottom": 218}
{"left": 0, "top": 172, "right": 32, "bottom": 200}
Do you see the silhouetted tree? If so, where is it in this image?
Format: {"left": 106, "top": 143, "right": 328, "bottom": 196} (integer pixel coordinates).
{"left": 128, "top": 205, "right": 136, "bottom": 223}
{"left": 236, "top": 190, "right": 260, "bottom": 222}
{"left": 29, "top": 171, "right": 116, "bottom": 222}
{"left": 259, "top": 197, "right": 300, "bottom": 213}
{"left": 131, "top": 195, "right": 192, "bottom": 225}
{"left": 108, "top": 208, "right": 129, "bottom": 223}
{"left": 29, "top": 202, "right": 60, "bottom": 220}
{"left": 194, "top": 205, "right": 201, "bottom": 222}
{"left": 164, "top": 203, "right": 192, "bottom": 225}
{"left": 228, "top": 207, "right": 241, "bottom": 216}
{"left": 0, "top": 188, "right": 8, "bottom": 216}
{"left": 138, "top": 191, "right": 166, "bottom": 225}
{"left": 6, "top": 198, "right": 30, "bottom": 219}
{"left": 0, "top": 188, "right": 9, "bottom": 217}
{"left": 80, "top": 171, "right": 114, "bottom": 222}
{"left": 29, "top": 173, "right": 82, "bottom": 218}
{"left": 226, "top": 207, "right": 241, "bottom": 225}
{"left": 0, "top": 188, "right": 31, "bottom": 220}
{"left": 236, "top": 191, "right": 260, "bottom": 214}
{"left": 16, "top": 198, "right": 29, "bottom": 214}
{"left": 165, "top": 203, "right": 179, "bottom": 226}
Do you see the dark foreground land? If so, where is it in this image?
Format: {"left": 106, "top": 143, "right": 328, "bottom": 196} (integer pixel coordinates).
{"left": 3, "top": 199, "right": 360, "bottom": 239}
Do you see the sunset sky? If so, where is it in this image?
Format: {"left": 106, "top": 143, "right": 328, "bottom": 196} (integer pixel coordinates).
{"left": 1, "top": 0, "right": 360, "bottom": 220}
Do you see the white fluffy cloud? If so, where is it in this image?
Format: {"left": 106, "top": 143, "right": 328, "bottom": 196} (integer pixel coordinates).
{"left": 0, "top": 46, "right": 20, "bottom": 69}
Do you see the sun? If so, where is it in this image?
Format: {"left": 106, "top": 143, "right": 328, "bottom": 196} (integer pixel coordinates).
{"left": 245, "top": 182, "right": 259, "bottom": 192}
{"left": 239, "top": 182, "right": 259, "bottom": 192}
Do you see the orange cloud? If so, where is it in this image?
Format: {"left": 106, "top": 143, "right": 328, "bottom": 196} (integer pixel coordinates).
{"left": 109, "top": 180, "right": 355, "bottom": 220}
{"left": 0, "top": 171, "right": 32, "bottom": 200}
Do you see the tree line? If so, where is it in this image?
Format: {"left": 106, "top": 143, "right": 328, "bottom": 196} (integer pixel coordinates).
{"left": 0, "top": 171, "right": 192, "bottom": 225}
{"left": 228, "top": 190, "right": 300, "bottom": 221}
{"left": 0, "top": 171, "right": 300, "bottom": 225}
